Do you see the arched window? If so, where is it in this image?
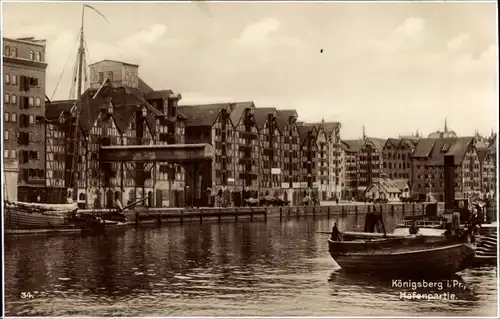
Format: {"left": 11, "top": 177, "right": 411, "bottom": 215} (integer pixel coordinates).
{"left": 4, "top": 45, "right": 10, "bottom": 56}
{"left": 29, "top": 50, "right": 34, "bottom": 60}
{"left": 11, "top": 47, "right": 17, "bottom": 57}
{"left": 79, "top": 193, "right": 86, "bottom": 201}
{"left": 35, "top": 97, "right": 41, "bottom": 107}
{"left": 35, "top": 51, "right": 41, "bottom": 62}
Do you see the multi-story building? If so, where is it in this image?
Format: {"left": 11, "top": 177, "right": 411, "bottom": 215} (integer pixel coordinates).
{"left": 179, "top": 103, "right": 236, "bottom": 207}
{"left": 254, "top": 107, "right": 282, "bottom": 197}
{"left": 309, "top": 123, "right": 329, "bottom": 201}
{"left": 358, "top": 137, "right": 386, "bottom": 189}
{"left": 297, "top": 124, "right": 318, "bottom": 199}
{"left": 45, "top": 59, "right": 185, "bottom": 208}
{"left": 383, "top": 137, "right": 418, "bottom": 180}
{"left": 232, "top": 102, "right": 259, "bottom": 204}
{"left": 476, "top": 145, "right": 496, "bottom": 196}
{"left": 3, "top": 37, "right": 47, "bottom": 202}
{"left": 276, "top": 110, "right": 301, "bottom": 205}
{"left": 411, "top": 137, "right": 477, "bottom": 201}
{"left": 306, "top": 121, "right": 343, "bottom": 200}
{"left": 341, "top": 140, "right": 364, "bottom": 200}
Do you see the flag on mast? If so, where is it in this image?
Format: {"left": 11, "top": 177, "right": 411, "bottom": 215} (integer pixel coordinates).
{"left": 84, "top": 4, "right": 110, "bottom": 23}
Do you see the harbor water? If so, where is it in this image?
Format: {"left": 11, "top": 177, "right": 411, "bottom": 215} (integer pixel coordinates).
{"left": 4, "top": 217, "right": 498, "bottom": 316}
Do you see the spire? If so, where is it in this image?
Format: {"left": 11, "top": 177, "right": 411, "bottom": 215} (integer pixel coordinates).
{"left": 362, "top": 125, "right": 366, "bottom": 140}
{"left": 444, "top": 118, "right": 448, "bottom": 133}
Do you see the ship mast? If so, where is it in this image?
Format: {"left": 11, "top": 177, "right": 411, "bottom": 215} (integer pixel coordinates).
{"left": 70, "top": 6, "right": 86, "bottom": 201}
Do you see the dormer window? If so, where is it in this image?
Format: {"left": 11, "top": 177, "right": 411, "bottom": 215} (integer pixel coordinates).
{"left": 141, "top": 106, "right": 147, "bottom": 117}
{"left": 441, "top": 144, "right": 450, "bottom": 152}
{"left": 107, "top": 103, "right": 113, "bottom": 114}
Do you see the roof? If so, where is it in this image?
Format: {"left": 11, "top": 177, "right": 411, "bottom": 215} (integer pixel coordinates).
{"left": 46, "top": 100, "right": 75, "bottom": 120}
{"left": 178, "top": 104, "right": 226, "bottom": 127}
{"left": 275, "top": 109, "right": 298, "bottom": 132}
{"left": 112, "top": 104, "right": 138, "bottom": 133}
{"left": 365, "top": 137, "right": 386, "bottom": 153}
{"left": 297, "top": 124, "right": 315, "bottom": 142}
{"left": 253, "top": 107, "right": 277, "bottom": 130}
{"left": 393, "top": 179, "right": 409, "bottom": 191}
{"left": 145, "top": 89, "right": 174, "bottom": 101}
{"left": 413, "top": 138, "right": 437, "bottom": 158}
{"left": 307, "top": 121, "right": 340, "bottom": 136}
{"left": 368, "top": 178, "right": 402, "bottom": 193}
{"left": 138, "top": 77, "right": 154, "bottom": 94}
{"left": 426, "top": 137, "right": 474, "bottom": 166}
{"left": 384, "top": 138, "right": 401, "bottom": 149}
{"left": 228, "top": 102, "right": 255, "bottom": 126}
{"left": 401, "top": 137, "right": 419, "bottom": 148}
{"left": 342, "top": 139, "right": 364, "bottom": 153}
{"left": 476, "top": 147, "right": 490, "bottom": 162}
{"left": 89, "top": 59, "right": 139, "bottom": 67}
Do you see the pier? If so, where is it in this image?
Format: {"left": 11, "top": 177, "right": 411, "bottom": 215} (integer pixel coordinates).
{"left": 75, "top": 202, "right": 442, "bottom": 232}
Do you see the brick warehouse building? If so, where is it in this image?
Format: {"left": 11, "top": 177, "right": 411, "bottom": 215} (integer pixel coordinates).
{"left": 45, "top": 59, "right": 186, "bottom": 208}
{"left": 3, "top": 37, "right": 47, "bottom": 202}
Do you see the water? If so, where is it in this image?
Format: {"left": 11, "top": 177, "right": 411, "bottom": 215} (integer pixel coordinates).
{"left": 4, "top": 218, "right": 498, "bottom": 316}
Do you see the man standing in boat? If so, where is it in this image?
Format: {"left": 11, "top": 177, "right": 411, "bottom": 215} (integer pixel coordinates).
{"left": 330, "top": 222, "right": 341, "bottom": 241}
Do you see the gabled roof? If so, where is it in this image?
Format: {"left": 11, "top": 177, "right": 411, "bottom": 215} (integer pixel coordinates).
{"left": 253, "top": 107, "right": 277, "bottom": 130}
{"left": 476, "top": 147, "right": 490, "bottom": 162}
{"left": 306, "top": 121, "right": 341, "bottom": 136}
{"left": 365, "top": 137, "right": 386, "bottom": 153}
{"left": 413, "top": 138, "right": 437, "bottom": 158}
{"left": 228, "top": 101, "right": 255, "bottom": 126}
{"left": 112, "top": 104, "right": 138, "bottom": 133}
{"left": 368, "top": 178, "right": 401, "bottom": 193}
{"left": 297, "top": 125, "right": 315, "bottom": 142}
{"left": 275, "top": 109, "right": 298, "bottom": 132}
{"left": 342, "top": 139, "right": 364, "bottom": 153}
{"left": 384, "top": 138, "right": 401, "bottom": 149}
{"left": 393, "top": 178, "right": 409, "bottom": 191}
{"left": 138, "top": 77, "right": 154, "bottom": 94}
{"left": 178, "top": 103, "right": 226, "bottom": 127}
{"left": 426, "top": 137, "right": 474, "bottom": 166}
{"left": 401, "top": 137, "right": 419, "bottom": 148}
{"left": 46, "top": 100, "right": 75, "bottom": 120}
{"left": 145, "top": 89, "right": 174, "bottom": 101}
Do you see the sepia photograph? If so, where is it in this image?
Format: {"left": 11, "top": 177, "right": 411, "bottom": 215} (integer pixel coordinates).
{"left": 1, "top": 0, "right": 498, "bottom": 317}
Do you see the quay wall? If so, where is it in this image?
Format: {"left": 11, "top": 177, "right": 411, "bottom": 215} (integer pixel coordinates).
{"left": 112, "top": 202, "right": 444, "bottom": 232}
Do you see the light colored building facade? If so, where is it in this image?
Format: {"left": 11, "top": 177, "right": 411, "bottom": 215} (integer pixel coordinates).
{"left": 3, "top": 37, "right": 47, "bottom": 202}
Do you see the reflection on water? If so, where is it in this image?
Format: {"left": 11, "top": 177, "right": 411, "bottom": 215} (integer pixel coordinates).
{"left": 4, "top": 218, "right": 498, "bottom": 316}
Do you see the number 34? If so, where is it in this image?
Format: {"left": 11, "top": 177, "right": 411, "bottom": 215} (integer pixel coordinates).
{"left": 21, "top": 292, "right": 34, "bottom": 299}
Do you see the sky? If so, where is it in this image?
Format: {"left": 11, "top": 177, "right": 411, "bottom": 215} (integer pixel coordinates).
{"left": 2, "top": 1, "right": 498, "bottom": 139}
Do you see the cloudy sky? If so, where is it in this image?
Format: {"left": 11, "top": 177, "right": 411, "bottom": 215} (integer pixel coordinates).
{"left": 2, "top": 1, "right": 498, "bottom": 139}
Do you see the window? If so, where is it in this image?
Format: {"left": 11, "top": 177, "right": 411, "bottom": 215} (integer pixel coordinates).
{"left": 35, "top": 51, "right": 41, "bottom": 62}
{"left": 5, "top": 73, "right": 9, "bottom": 84}
{"left": 12, "top": 75, "right": 17, "bottom": 85}
{"left": 4, "top": 93, "right": 10, "bottom": 103}
{"left": 35, "top": 97, "right": 41, "bottom": 107}
{"left": 29, "top": 97, "right": 34, "bottom": 107}
{"left": 4, "top": 150, "right": 9, "bottom": 159}
{"left": 441, "top": 144, "right": 450, "bottom": 152}
{"left": 11, "top": 95, "right": 17, "bottom": 105}
{"left": 11, "top": 113, "right": 17, "bottom": 122}
{"left": 29, "top": 115, "right": 34, "bottom": 124}
{"left": 4, "top": 130, "right": 9, "bottom": 140}
{"left": 98, "top": 72, "right": 104, "bottom": 82}
{"left": 108, "top": 71, "right": 113, "bottom": 81}
{"left": 29, "top": 50, "right": 34, "bottom": 60}
{"left": 5, "top": 112, "right": 9, "bottom": 122}
{"left": 4, "top": 45, "right": 10, "bottom": 56}
{"left": 11, "top": 47, "right": 17, "bottom": 57}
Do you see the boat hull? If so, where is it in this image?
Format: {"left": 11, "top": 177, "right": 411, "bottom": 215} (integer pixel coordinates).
{"left": 4, "top": 206, "right": 71, "bottom": 229}
{"left": 330, "top": 241, "right": 475, "bottom": 276}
